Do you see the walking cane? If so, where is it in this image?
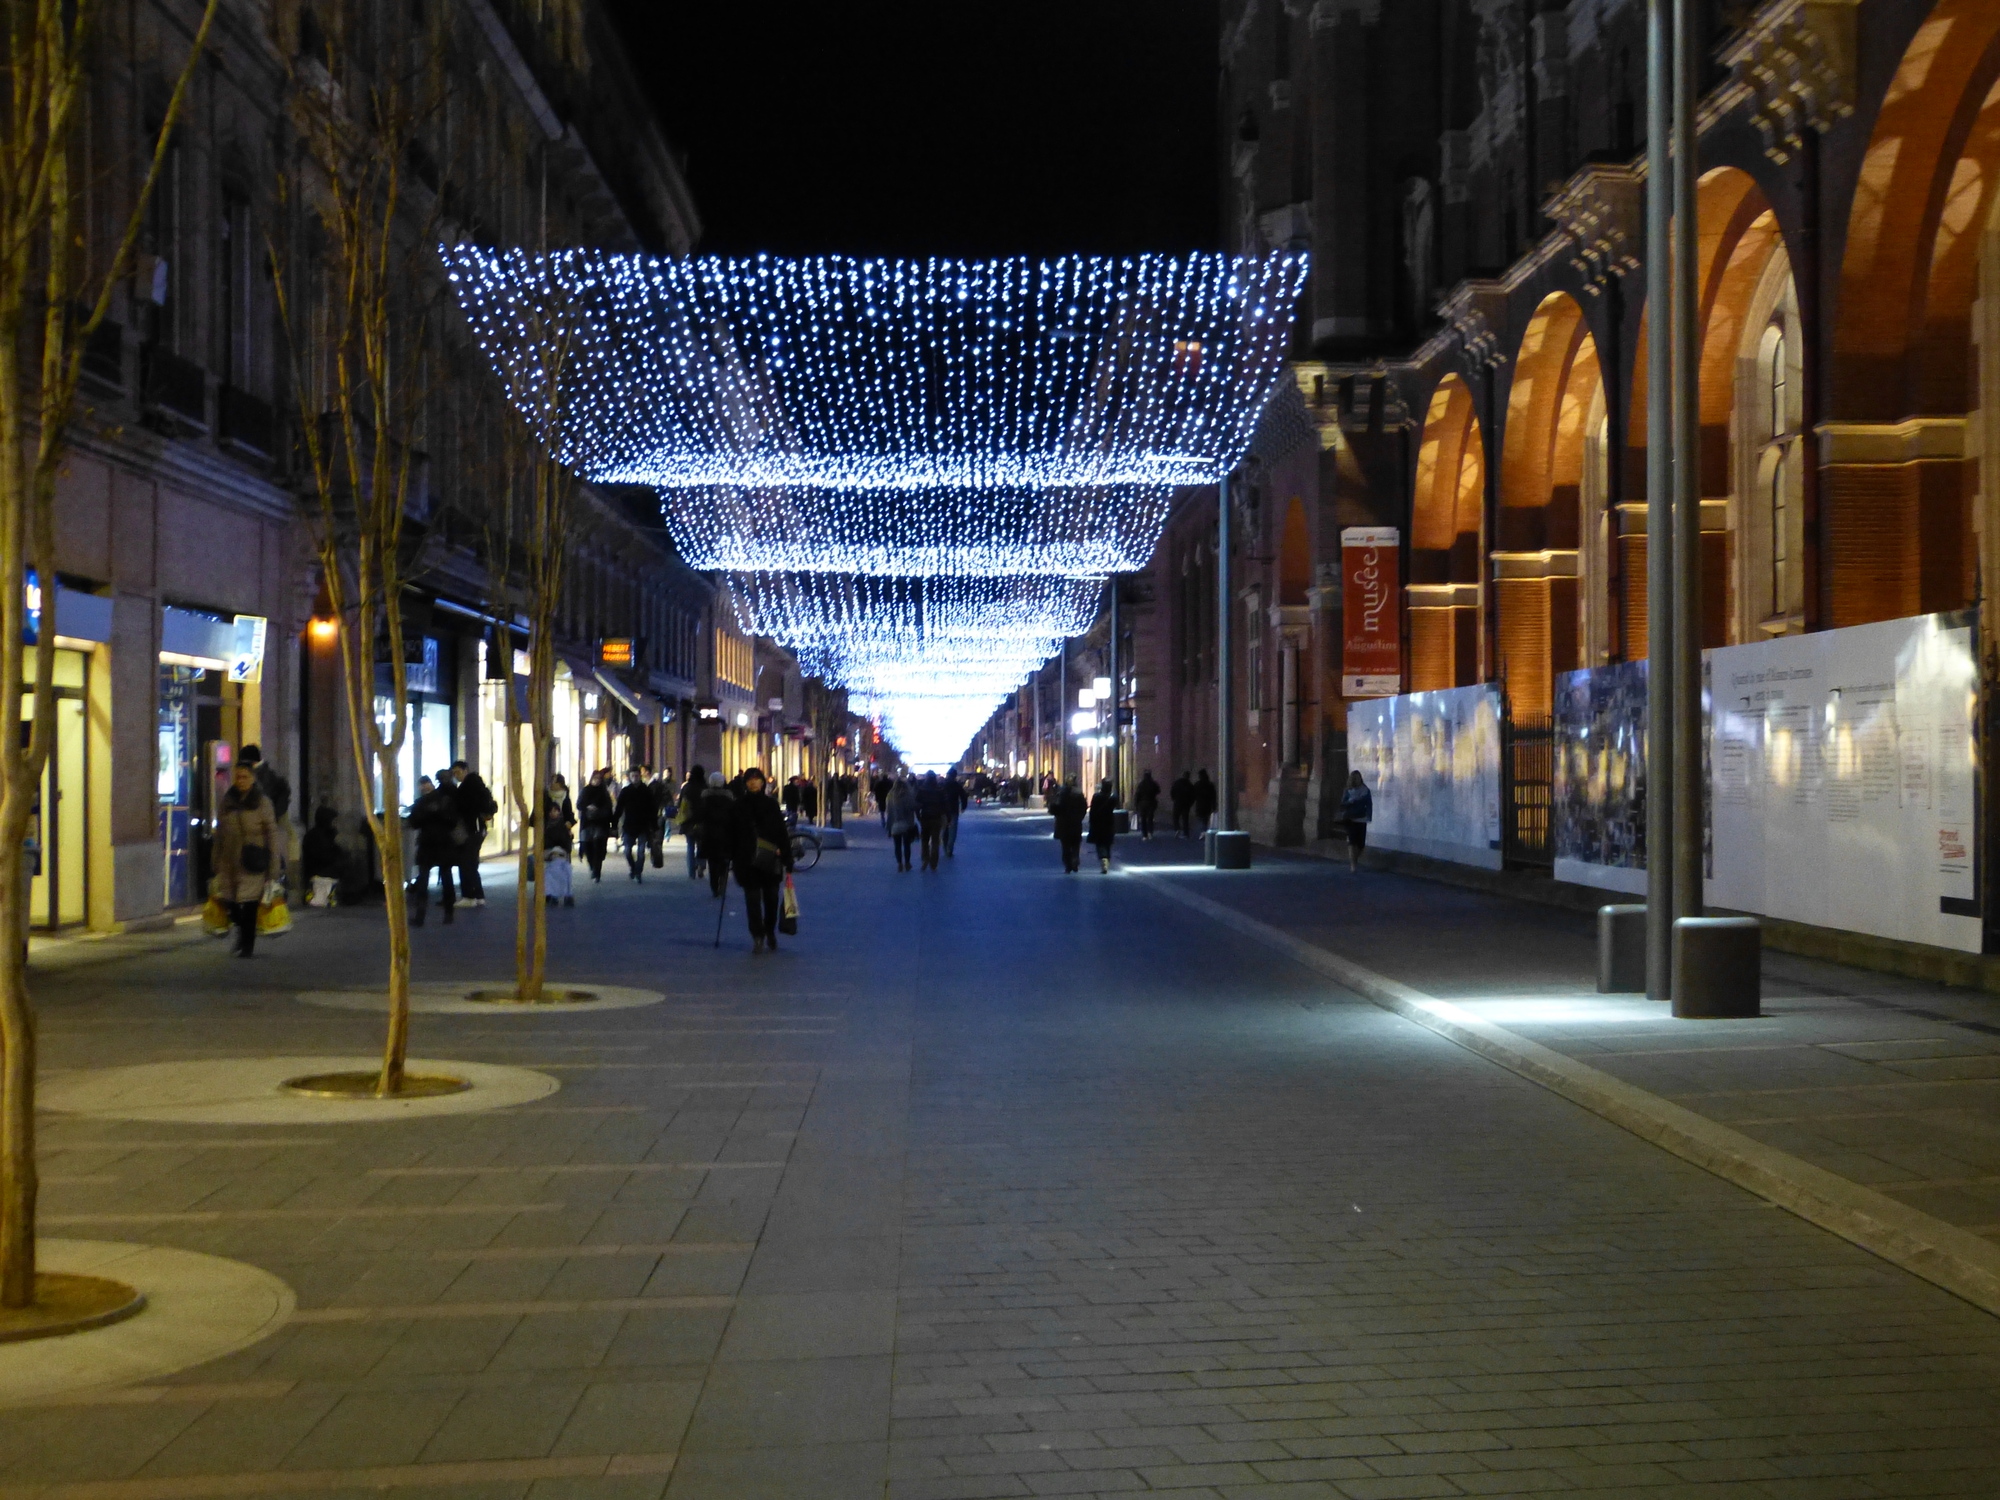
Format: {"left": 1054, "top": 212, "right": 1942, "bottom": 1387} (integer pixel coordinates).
{"left": 712, "top": 882, "right": 727, "bottom": 948}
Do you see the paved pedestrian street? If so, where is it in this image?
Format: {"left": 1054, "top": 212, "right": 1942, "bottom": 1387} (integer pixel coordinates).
{"left": 10, "top": 811, "right": 2000, "bottom": 1500}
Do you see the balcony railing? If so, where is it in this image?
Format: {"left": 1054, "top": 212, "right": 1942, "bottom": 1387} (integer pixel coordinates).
{"left": 141, "top": 346, "right": 208, "bottom": 433}
{"left": 218, "top": 385, "right": 275, "bottom": 459}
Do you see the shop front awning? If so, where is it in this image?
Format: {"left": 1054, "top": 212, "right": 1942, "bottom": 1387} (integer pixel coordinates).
{"left": 593, "top": 670, "right": 664, "bottom": 724}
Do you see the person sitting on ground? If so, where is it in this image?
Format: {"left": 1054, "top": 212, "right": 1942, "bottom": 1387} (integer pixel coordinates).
{"left": 300, "top": 806, "right": 343, "bottom": 907}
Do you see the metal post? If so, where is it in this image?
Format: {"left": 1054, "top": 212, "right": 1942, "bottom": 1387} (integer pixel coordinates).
{"left": 1643, "top": 0, "right": 1675, "bottom": 1002}
{"left": 1218, "top": 474, "right": 1236, "bottom": 831}
{"left": 1057, "top": 643, "right": 1068, "bottom": 788}
{"left": 1670, "top": 0, "right": 1704, "bottom": 959}
{"left": 1032, "top": 670, "right": 1041, "bottom": 784}
{"left": 1108, "top": 574, "right": 1121, "bottom": 798}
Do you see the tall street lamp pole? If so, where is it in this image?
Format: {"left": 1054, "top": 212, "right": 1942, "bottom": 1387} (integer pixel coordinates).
{"left": 1218, "top": 472, "right": 1236, "bottom": 832}
{"left": 1644, "top": 0, "right": 1676, "bottom": 1001}
{"left": 1670, "top": 0, "right": 1705, "bottom": 975}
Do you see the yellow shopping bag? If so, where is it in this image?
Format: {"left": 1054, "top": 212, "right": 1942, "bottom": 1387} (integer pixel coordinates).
{"left": 201, "top": 892, "right": 231, "bottom": 937}
{"left": 257, "top": 882, "right": 293, "bottom": 937}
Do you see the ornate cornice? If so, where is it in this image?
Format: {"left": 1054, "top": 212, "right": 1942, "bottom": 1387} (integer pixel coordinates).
{"left": 1437, "top": 281, "right": 1511, "bottom": 371}
{"left": 1543, "top": 161, "right": 1643, "bottom": 297}
{"left": 1718, "top": 0, "right": 1858, "bottom": 164}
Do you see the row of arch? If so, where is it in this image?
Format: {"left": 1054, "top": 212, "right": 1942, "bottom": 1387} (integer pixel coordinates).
{"left": 1408, "top": 0, "right": 2000, "bottom": 717}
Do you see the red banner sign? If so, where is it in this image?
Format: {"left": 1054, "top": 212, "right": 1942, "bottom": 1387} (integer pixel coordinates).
{"left": 1341, "top": 526, "right": 1400, "bottom": 698}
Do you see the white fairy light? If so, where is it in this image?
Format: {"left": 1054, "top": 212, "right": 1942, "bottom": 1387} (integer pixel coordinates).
{"left": 439, "top": 247, "right": 1307, "bottom": 768}
{"left": 440, "top": 247, "right": 1307, "bottom": 490}
{"left": 666, "top": 484, "right": 1172, "bottom": 577}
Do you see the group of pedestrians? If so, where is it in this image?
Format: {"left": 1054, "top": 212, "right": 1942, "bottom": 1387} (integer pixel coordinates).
{"left": 670, "top": 764, "right": 796, "bottom": 950}
{"left": 880, "top": 769, "right": 966, "bottom": 871}
{"left": 402, "top": 761, "right": 500, "bottom": 925}
{"left": 1166, "top": 770, "right": 1219, "bottom": 838}
{"left": 1048, "top": 777, "right": 1121, "bottom": 873}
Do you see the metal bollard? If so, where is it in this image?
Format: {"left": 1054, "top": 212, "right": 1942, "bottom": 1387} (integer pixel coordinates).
{"left": 1213, "top": 830, "right": 1252, "bottom": 869}
{"left": 1597, "top": 904, "right": 1647, "bottom": 993}
{"left": 1203, "top": 828, "right": 1217, "bottom": 865}
{"left": 1672, "top": 916, "right": 1761, "bottom": 1018}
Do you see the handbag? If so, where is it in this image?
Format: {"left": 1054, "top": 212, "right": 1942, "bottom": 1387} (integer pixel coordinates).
{"left": 752, "top": 836, "right": 783, "bottom": 878}
{"left": 239, "top": 841, "right": 270, "bottom": 875}
{"left": 778, "top": 874, "right": 798, "bottom": 936}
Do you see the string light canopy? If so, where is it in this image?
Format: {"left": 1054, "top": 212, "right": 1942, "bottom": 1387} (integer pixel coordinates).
{"left": 669, "top": 484, "right": 1173, "bottom": 577}
{"left": 440, "top": 247, "right": 1308, "bottom": 491}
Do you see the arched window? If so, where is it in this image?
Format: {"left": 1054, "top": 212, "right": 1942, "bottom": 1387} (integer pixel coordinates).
{"left": 1755, "top": 320, "right": 1802, "bottom": 628}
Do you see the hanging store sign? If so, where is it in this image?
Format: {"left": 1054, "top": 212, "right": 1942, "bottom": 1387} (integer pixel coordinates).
{"left": 1341, "top": 526, "right": 1401, "bottom": 698}
{"left": 598, "top": 637, "right": 635, "bottom": 668}
{"left": 227, "top": 615, "right": 268, "bottom": 684}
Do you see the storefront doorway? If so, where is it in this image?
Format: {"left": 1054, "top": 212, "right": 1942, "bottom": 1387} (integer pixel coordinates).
{"left": 25, "top": 649, "right": 88, "bottom": 928}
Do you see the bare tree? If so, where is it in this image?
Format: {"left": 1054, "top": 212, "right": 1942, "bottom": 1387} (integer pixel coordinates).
{"left": 268, "top": 0, "right": 450, "bottom": 1094}
{"left": 0, "top": 0, "right": 219, "bottom": 1312}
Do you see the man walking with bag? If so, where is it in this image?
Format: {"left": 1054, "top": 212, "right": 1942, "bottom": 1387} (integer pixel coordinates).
{"left": 450, "top": 761, "right": 498, "bottom": 906}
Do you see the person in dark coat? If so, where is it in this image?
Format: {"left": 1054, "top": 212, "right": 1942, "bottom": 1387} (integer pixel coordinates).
{"left": 613, "top": 767, "right": 657, "bottom": 882}
{"left": 576, "top": 769, "right": 614, "bottom": 882}
{"left": 1133, "top": 771, "right": 1162, "bottom": 841}
{"left": 1191, "top": 770, "right": 1217, "bottom": 834}
{"left": 450, "top": 761, "right": 498, "bottom": 905}
{"left": 405, "top": 774, "right": 463, "bottom": 925}
{"left": 729, "top": 766, "right": 793, "bottom": 951}
{"left": 1169, "top": 772, "right": 1194, "bottom": 838}
{"left": 916, "top": 772, "right": 949, "bottom": 870}
{"left": 300, "top": 805, "right": 343, "bottom": 907}
{"left": 1087, "top": 779, "right": 1119, "bottom": 873}
{"left": 676, "top": 766, "right": 709, "bottom": 878}
{"left": 1051, "top": 779, "right": 1087, "bottom": 873}
{"left": 695, "top": 776, "right": 738, "bottom": 898}
{"left": 1338, "top": 769, "right": 1373, "bottom": 873}
{"left": 941, "top": 769, "right": 965, "bottom": 857}
{"left": 541, "top": 774, "right": 576, "bottom": 908}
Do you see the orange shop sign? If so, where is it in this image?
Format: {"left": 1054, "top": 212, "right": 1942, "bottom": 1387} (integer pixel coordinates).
{"left": 1340, "top": 526, "right": 1400, "bottom": 698}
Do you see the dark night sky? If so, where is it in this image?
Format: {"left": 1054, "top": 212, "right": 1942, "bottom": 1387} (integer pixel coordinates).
{"left": 611, "top": 3, "right": 1220, "bottom": 260}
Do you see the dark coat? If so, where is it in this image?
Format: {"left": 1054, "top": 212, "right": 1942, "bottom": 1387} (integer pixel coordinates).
{"left": 543, "top": 792, "right": 575, "bottom": 855}
{"left": 406, "top": 787, "right": 463, "bottom": 865}
{"left": 1087, "top": 791, "right": 1117, "bottom": 847}
{"left": 613, "top": 780, "right": 656, "bottom": 836}
{"left": 455, "top": 772, "right": 499, "bottom": 832}
{"left": 730, "top": 790, "right": 793, "bottom": 885}
{"left": 1169, "top": 774, "right": 1193, "bottom": 811}
{"left": 577, "top": 781, "right": 615, "bottom": 833}
{"left": 1051, "top": 787, "right": 1087, "bottom": 840}
{"left": 695, "top": 786, "right": 738, "bottom": 857}
{"left": 1192, "top": 775, "right": 1217, "bottom": 817}
{"left": 916, "top": 775, "right": 950, "bottom": 830}
{"left": 1134, "top": 774, "right": 1161, "bottom": 812}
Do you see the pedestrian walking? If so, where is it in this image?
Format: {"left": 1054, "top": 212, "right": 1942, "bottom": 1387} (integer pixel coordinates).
{"left": 1133, "top": 770, "right": 1161, "bottom": 840}
{"left": 730, "top": 766, "right": 793, "bottom": 952}
{"left": 1086, "top": 779, "right": 1119, "bottom": 873}
{"left": 1052, "top": 779, "right": 1087, "bottom": 873}
{"left": 886, "top": 773, "right": 919, "bottom": 871}
{"left": 404, "top": 773, "right": 462, "bottom": 926}
{"left": 237, "top": 744, "right": 292, "bottom": 822}
{"left": 1339, "top": 769, "right": 1373, "bottom": 873}
{"left": 696, "top": 774, "right": 738, "bottom": 898}
{"left": 449, "top": 760, "right": 497, "bottom": 905}
{"left": 214, "top": 761, "right": 281, "bottom": 956}
{"left": 648, "top": 767, "right": 675, "bottom": 868}
{"left": 677, "top": 765, "right": 708, "bottom": 878}
{"left": 916, "top": 771, "right": 948, "bottom": 870}
{"left": 874, "top": 772, "right": 894, "bottom": 829}
{"left": 614, "top": 766, "right": 657, "bottom": 881}
{"left": 1192, "top": 769, "right": 1217, "bottom": 835}
{"left": 942, "top": 768, "right": 966, "bottom": 857}
{"left": 577, "top": 769, "right": 614, "bottom": 882}
{"left": 1169, "top": 772, "right": 1193, "bottom": 838}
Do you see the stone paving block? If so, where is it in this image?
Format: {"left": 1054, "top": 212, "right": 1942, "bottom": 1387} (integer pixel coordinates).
{"left": 716, "top": 1290, "right": 897, "bottom": 1360}
{"left": 281, "top": 1389, "right": 466, "bottom": 1469}
{"left": 679, "top": 1355, "right": 892, "bottom": 1450}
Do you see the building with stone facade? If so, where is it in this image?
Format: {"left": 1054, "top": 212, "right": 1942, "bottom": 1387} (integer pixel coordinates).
{"left": 50, "top": 0, "right": 817, "bottom": 928}
{"left": 1098, "top": 0, "right": 2000, "bottom": 909}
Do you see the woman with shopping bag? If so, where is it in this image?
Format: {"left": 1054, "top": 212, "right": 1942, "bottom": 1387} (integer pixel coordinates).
{"left": 213, "top": 761, "right": 281, "bottom": 957}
